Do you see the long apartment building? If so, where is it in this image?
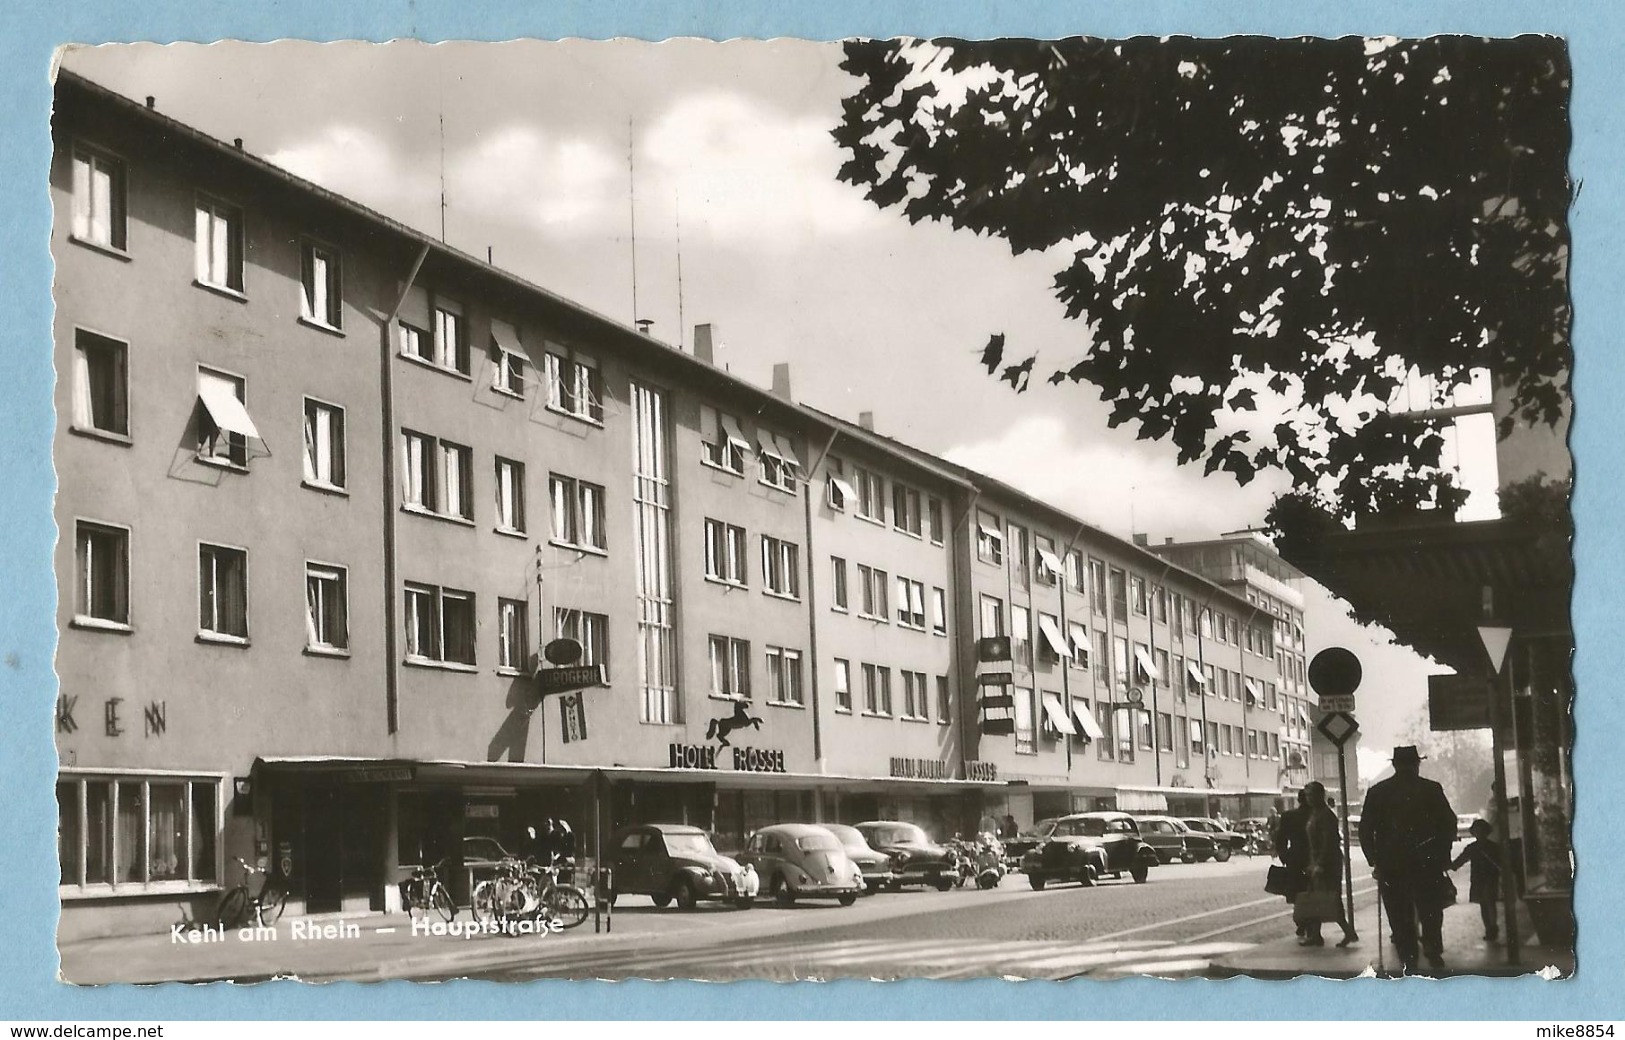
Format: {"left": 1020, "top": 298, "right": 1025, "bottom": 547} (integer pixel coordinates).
{"left": 51, "top": 70, "right": 1305, "bottom": 938}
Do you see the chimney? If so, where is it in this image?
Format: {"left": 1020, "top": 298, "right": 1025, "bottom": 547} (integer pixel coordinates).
{"left": 1164, "top": 537, "right": 1174, "bottom": 545}
{"left": 145, "top": 96, "right": 155, "bottom": 109}
{"left": 233, "top": 138, "right": 244, "bottom": 150}
{"left": 858, "top": 411, "right": 875, "bottom": 432}
{"left": 771, "top": 363, "right": 792, "bottom": 401}
{"left": 1133, "top": 533, "right": 1149, "bottom": 547}
{"left": 636, "top": 319, "right": 653, "bottom": 336}
{"left": 693, "top": 324, "right": 715, "bottom": 365}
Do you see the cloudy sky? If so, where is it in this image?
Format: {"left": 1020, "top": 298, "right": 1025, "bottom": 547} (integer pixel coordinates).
{"left": 60, "top": 40, "right": 1447, "bottom": 776}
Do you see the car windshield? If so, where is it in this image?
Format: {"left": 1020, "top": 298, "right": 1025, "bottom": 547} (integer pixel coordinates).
{"left": 1055, "top": 818, "right": 1109, "bottom": 838}
{"left": 1026, "top": 818, "right": 1060, "bottom": 839}
{"left": 662, "top": 833, "right": 717, "bottom": 857}
{"left": 868, "top": 824, "right": 928, "bottom": 845}
{"left": 796, "top": 833, "right": 841, "bottom": 853}
{"left": 821, "top": 824, "right": 866, "bottom": 849}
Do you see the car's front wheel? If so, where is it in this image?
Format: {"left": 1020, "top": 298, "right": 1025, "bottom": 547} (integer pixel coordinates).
{"left": 1131, "top": 863, "right": 1150, "bottom": 884}
{"left": 1029, "top": 875, "right": 1047, "bottom": 891}
{"left": 1079, "top": 863, "right": 1098, "bottom": 887}
{"left": 935, "top": 877, "right": 955, "bottom": 892}
{"left": 651, "top": 893, "right": 672, "bottom": 908}
{"left": 672, "top": 879, "right": 698, "bottom": 911}
{"left": 1214, "top": 847, "right": 1232, "bottom": 863}
{"left": 838, "top": 893, "right": 858, "bottom": 907}
{"left": 773, "top": 876, "right": 796, "bottom": 906}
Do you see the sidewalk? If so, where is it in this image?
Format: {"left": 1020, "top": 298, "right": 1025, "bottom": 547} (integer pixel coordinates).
{"left": 1208, "top": 900, "right": 1575, "bottom": 980}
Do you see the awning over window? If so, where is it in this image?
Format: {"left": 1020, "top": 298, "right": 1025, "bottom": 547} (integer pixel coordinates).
{"left": 1298, "top": 704, "right": 1312, "bottom": 725}
{"left": 1134, "top": 647, "right": 1161, "bottom": 683}
{"left": 198, "top": 377, "right": 262, "bottom": 441}
{"left": 1037, "top": 548, "right": 1065, "bottom": 577}
{"left": 1117, "top": 790, "right": 1169, "bottom": 812}
{"left": 490, "top": 318, "right": 522, "bottom": 355}
{"left": 756, "top": 429, "right": 783, "bottom": 462}
{"left": 977, "top": 521, "right": 1002, "bottom": 540}
{"left": 718, "top": 414, "right": 750, "bottom": 454}
{"left": 1037, "top": 615, "right": 1072, "bottom": 658}
{"left": 1074, "top": 702, "right": 1106, "bottom": 740}
{"left": 1186, "top": 661, "right": 1206, "bottom": 687}
{"left": 1041, "top": 692, "right": 1076, "bottom": 736}
{"left": 770, "top": 432, "right": 802, "bottom": 470}
{"left": 1244, "top": 680, "right": 1262, "bottom": 707}
{"left": 829, "top": 476, "right": 857, "bottom": 507}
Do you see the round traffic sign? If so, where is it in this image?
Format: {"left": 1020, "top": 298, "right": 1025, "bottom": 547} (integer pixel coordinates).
{"left": 1308, "top": 647, "right": 1362, "bottom": 698}
{"left": 543, "top": 638, "right": 583, "bottom": 665}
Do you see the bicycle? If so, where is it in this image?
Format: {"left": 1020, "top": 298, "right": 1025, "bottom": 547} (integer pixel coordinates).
{"left": 473, "top": 856, "right": 589, "bottom": 932}
{"left": 402, "top": 857, "right": 457, "bottom": 922}
{"left": 216, "top": 856, "right": 287, "bottom": 929}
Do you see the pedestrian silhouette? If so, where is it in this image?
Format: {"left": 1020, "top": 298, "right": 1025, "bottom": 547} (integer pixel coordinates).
{"left": 1451, "top": 818, "right": 1503, "bottom": 943}
{"left": 1358, "top": 745, "right": 1457, "bottom": 973}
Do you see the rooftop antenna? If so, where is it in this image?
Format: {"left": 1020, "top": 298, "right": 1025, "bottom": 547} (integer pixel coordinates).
{"left": 675, "top": 189, "right": 685, "bottom": 351}
{"left": 628, "top": 118, "right": 640, "bottom": 326}
{"left": 438, "top": 102, "right": 447, "bottom": 243}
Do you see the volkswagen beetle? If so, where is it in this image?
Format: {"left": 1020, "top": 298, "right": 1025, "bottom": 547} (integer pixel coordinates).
{"left": 737, "top": 824, "right": 865, "bottom": 906}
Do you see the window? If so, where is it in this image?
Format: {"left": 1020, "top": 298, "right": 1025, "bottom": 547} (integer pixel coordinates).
{"left": 433, "top": 299, "right": 470, "bottom": 375}
{"left": 57, "top": 774, "right": 220, "bottom": 892}
{"left": 1154, "top": 586, "right": 1168, "bottom": 623}
{"left": 194, "top": 197, "right": 243, "bottom": 292}
{"left": 761, "top": 536, "right": 800, "bottom": 598}
{"left": 305, "top": 563, "right": 348, "bottom": 652}
{"left": 708, "top": 633, "right": 750, "bottom": 698}
{"left": 1112, "top": 637, "right": 1130, "bottom": 693}
{"left": 1096, "top": 702, "right": 1116, "bottom": 760}
{"left": 927, "top": 497, "right": 944, "bottom": 545}
{"left": 1067, "top": 621, "right": 1090, "bottom": 669}
{"left": 704, "top": 519, "right": 748, "bottom": 585}
{"left": 1201, "top": 608, "right": 1215, "bottom": 639}
{"left": 979, "top": 594, "right": 1004, "bottom": 639}
{"left": 1205, "top": 663, "right": 1217, "bottom": 696}
{"left": 896, "top": 577, "right": 926, "bottom": 629}
{"left": 862, "top": 663, "right": 892, "bottom": 716}
{"left": 404, "top": 583, "right": 475, "bottom": 666}
{"left": 1157, "top": 712, "right": 1174, "bottom": 752}
{"left": 831, "top": 556, "right": 849, "bottom": 610}
{"left": 1072, "top": 696, "right": 1093, "bottom": 746}
{"left": 834, "top": 659, "right": 853, "bottom": 712}
{"left": 71, "top": 330, "right": 128, "bottom": 437}
{"left": 1190, "top": 718, "right": 1206, "bottom": 758}
{"left": 1156, "top": 649, "right": 1170, "bottom": 690}
{"left": 1014, "top": 687, "right": 1036, "bottom": 754}
{"left": 901, "top": 671, "right": 929, "bottom": 721}
{"left": 439, "top": 441, "right": 472, "bottom": 520}
{"left": 555, "top": 608, "right": 609, "bottom": 680}
{"left": 398, "top": 320, "right": 429, "bottom": 362}
{"left": 399, "top": 431, "right": 471, "bottom": 520}
{"left": 855, "top": 468, "right": 885, "bottom": 522}
{"left": 1066, "top": 550, "right": 1086, "bottom": 594}
{"left": 1109, "top": 568, "right": 1128, "bottom": 617}
{"left": 1009, "top": 523, "right": 1030, "bottom": 588}
{"left": 1089, "top": 559, "right": 1107, "bottom": 615}
{"left": 1093, "top": 631, "right": 1110, "bottom": 685}
{"left": 70, "top": 146, "right": 127, "bottom": 251}
{"left": 74, "top": 521, "right": 128, "bottom": 627}
{"left": 490, "top": 320, "right": 525, "bottom": 398}
{"left": 632, "top": 381, "right": 676, "bottom": 724}
{"left": 1011, "top": 604, "right": 1032, "bottom": 669}
{"left": 858, "top": 564, "right": 889, "bottom": 619}
{"left": 931, "top": 587, "right": 948, "bottom": 636}
{"left": 302, "top": 399, "right": 346, "bottom": 490}
{"left": 757, "top": 429, "right": 800, "bottom": 493}
{"left": 701, "top": 407, "right": 748, "bottom": 474}
{"left": 936, "top": 675, "right": 951, "bottom": 723}
{"left": 968, "top": 510, "right": 999, "bottom": 564}
{"left": 550, "top": 475, "right": 606, "bottom": 551}
{"left": 494, "top": 457, "right": 526, "bottom": 533}
{"left": 765, "top": 646, "right": 804, "bottom": 706}
{"left": 198, "top": 544, "right": 248, "bottom": 641}
{"left": 1138, "top": 710, "right": 1154, "bottom": 751}
{"left": 545, "top": 349, "right": 603, "bottom": 422}
{"left": 196, "top": 367, "right": 255, "bottom": 468}
{"left": 299, "top": 241, "right": 342, "bottom": 329}
{"left": 1035, "top": 535, "right": 1060, "bottom": 585}
{"left": 1130, "top": 575, "right": 1147, "bottom": 616}
{"left": 891, "top": 483, "right": 922, "bottom": 536}
{"left": 1211, "top": 721, "right": 1223, "bottom": 756}
{"left": 497, "top": 598, "right": 528, "bottom": 673}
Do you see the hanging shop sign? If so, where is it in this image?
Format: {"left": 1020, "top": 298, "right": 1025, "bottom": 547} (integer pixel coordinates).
{"left": 536, "top": 664, "right": 606, "bottom": 696}
{"left": 667, "top": 743, "right": 787, "bottom": 774}
{"left": 977, "top": 636, "right": 1012, "bottom": 662}
{"left": 560, "top": 692, "right": 589, "bottom": 743}
{"left": 889, "top": 757, "right": 952, "bottom": 780}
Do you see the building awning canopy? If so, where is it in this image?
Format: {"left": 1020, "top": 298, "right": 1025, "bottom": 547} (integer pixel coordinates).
{"left": 1117, "top": 790, "right": 1169, "bottom": 812}
{"left": 198, "top": 375, "right": 262, "bottom": 442}
{"left": 1186, "top": 661, "right": 1206, "bottom": 687}
{"left": 829, "top": 475, "right": 856, "bottom": 507}
{"left": 489, "top": 318, "right": 522, "bottom": 356}
{"left": 770, "top": 432, "right": 802, "bottom": 471}
{"left": 1073, "top": 702, "right": 1105, "bottom": 740}
{"left": 1036, "top": 548, "right": 1065, "bottom": 578}
{"left": 1037, "top": 615, "right": 1072, "bottom": 658}
{"left": 1134, "top": 647, "right": 1161, "bottom": 683}
{"left": 718, "top": 413, "right": 751, "bottom": 454}
{"left": 1297, "top": 704, "right": 1312, "bottom": 725}
{"left": 1244, "top": 680, "right": 1261, "bottom": 707}
{"left": 1040, "top": 692, "right": 1076, "bottom": 736}
{"left": 977, "top": 521, "right": 1002, "bottom": 540}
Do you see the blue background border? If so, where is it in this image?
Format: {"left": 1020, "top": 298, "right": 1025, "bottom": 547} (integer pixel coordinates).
{"left": 2, "top": 0, "right": 1617, "bottom": 1021}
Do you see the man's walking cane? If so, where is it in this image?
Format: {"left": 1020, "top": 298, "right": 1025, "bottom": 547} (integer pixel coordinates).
{"left": 1375, "top": 877, "right": 1385, "bottom": 976}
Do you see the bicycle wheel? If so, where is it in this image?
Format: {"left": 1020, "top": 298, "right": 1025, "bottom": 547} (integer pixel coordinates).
{"left": 543, "top": 886, "right": 589, "bottom": 929}
{"left": 258, "top": 883, "right": 287, "bottom": 925}
{"left": 431, "top": 882, "right": 456, "bottom": 922}
{"left": 216, "top": 887, "right": 249, "bottom": 929}
{"left": 471, "top": 879, "right": 497, "bottom": 924}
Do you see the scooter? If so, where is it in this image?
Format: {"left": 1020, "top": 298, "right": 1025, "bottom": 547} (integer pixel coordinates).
{"left": 972, "top": 833, "right": 1006, "bottom": 890}
{"left": 945, "top": 837, "right": 977, "bottom": 888}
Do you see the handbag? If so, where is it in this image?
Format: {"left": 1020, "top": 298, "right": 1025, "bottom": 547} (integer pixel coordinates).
{"left": 1426, "top": 872, "right": 1459, "bottom": 909}
{"left": 1265, "top": 864, "right": 1302, "bottom": 896}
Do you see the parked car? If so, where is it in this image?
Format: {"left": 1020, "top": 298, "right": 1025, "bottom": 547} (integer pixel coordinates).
{"left": 1021, "top": 812, "right": 1159, "bottom": 889}
{"left": 1180, "top": 817, "right": 1239, "bottom": 861}
{"left": 853, "top": 821, "right": 956, "bottom": 891}
{"left": 818, "top": 823, "right": 896, "bottom": 893}
{"left": 1136, "top": 815, "right": 1217, "bottom": 863}
{"left": 736, "top": 824, "right": 864, "bottom": 906}
{"left": 1002, "top": 817, "right": 1063, "bottom": 867}
{"left": 607, "top": 823, "right": 753, "bottom": 910}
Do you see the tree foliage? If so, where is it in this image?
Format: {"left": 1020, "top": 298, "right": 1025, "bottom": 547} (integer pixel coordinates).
{"left": 833, "top": 36, "right": 1572, "bottom": 521}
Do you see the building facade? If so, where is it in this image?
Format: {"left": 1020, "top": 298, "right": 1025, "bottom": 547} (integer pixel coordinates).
{"left": 53, "top": 72, "right": 1305, "bottom": 939}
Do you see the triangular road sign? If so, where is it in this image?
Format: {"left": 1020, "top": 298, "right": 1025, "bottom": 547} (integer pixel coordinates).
{"left": 1477, "top": 626, "right": 1513, "bottom": 675}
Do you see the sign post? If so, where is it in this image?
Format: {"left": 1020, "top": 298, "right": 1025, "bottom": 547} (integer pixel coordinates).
{"left": 1309, "top": 646, "right": 1364, "bottom": 943}
{"left": 1478, "top": 624, "right": 1520, "bottom": 967}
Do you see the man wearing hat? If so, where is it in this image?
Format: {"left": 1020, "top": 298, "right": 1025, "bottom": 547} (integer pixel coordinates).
{"left": 1358, "top": 746, "right": 1458, "bottom": 972}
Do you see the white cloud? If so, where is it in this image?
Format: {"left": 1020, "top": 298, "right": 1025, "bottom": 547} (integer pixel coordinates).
{"left": 451, "top": 125, "right": 622, "bottom": 229}
{"left": 264, "top": 126, "right": 437, "bottom": 225}
{"left": 943, "top": 413, "right": 1287, "bottom": 540}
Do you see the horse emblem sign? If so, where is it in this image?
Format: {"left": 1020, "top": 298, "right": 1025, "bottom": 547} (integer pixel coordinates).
{"left": 706, "top": 701, "right": 763, "bottom": 748}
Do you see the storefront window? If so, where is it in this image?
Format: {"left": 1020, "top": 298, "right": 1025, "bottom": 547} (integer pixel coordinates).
{"left": 59, "top": 775, "right": 221, "bottom": 892}
{"left": 115, "top": 782, "right": 144, "bottom": 884}
{"left": 148, "top": 783, "right": 186, "bottom": 882}
{"left": 57, "top": 782, "right": 79, "bottom": 886}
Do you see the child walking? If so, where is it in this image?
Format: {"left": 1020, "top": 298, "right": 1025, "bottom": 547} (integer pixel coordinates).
{"left": 1451, "top": 818, "right": 1503, "bottom": 943}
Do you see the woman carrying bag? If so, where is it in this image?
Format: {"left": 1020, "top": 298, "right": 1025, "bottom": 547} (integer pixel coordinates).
{"left": 1295, "top": 782, "right": 1358, "bottom": 947}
